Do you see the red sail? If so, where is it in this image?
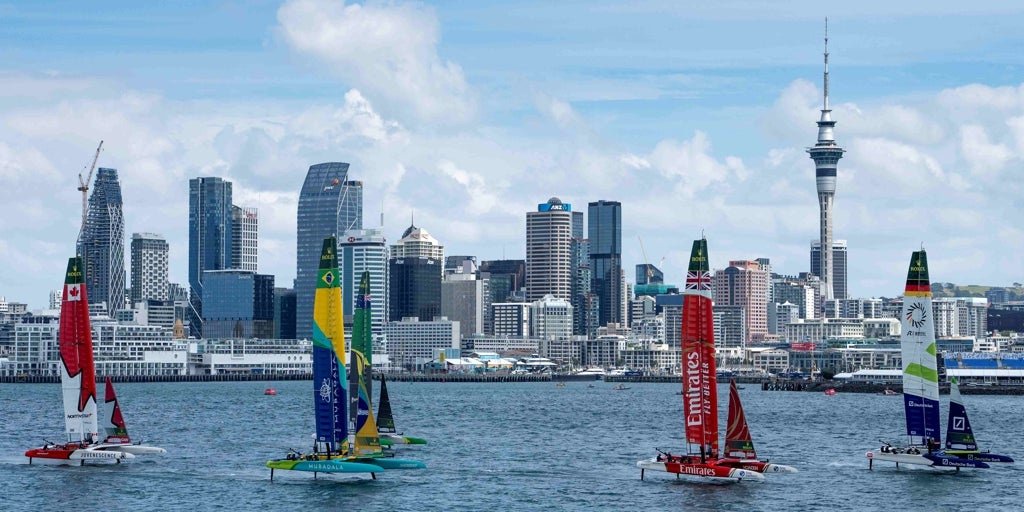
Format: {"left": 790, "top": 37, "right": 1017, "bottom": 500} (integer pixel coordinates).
{"left": 725, "top": 379, "right": 757, "bottom": 459}
{"left": 60, "top": 257, "right": 96, "bottom": 413}
{"left": 681, "top": 238, "right": 718, "bottom": 457}
{"left": 105, "top": 377, "right": 127, "bottom": 432}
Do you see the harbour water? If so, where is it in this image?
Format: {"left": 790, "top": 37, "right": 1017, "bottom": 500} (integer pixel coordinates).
{"left": 2, "top": 380, "right": 1023, "bottom": 511}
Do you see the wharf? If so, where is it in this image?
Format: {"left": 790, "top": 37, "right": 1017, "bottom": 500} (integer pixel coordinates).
{"left": 604, "top": 375, "right": 767, "bottom": 385}
{"left": 761, "top": 379, "right": 1024, "bottom": 395}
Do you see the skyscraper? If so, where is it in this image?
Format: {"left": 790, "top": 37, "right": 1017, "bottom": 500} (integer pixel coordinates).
{"left": 389, "top": 224, "right": 443, "bottom": 321}
{"left": 810, "top": 240, "right": 848, "bottom": 300}
{"left": 712, "top": 260, "right": 770, "bottom": 343}
{"left": 295, "top": 163, "right": 362, "bottom": 341}
{"left": 77, "top": 167, "right": 125, "bottom": 312}
{"left": 341, "top": 228, "right": 388, "bottom": 335}
{"left": 130, "top": 232, "right": 169, "bottom": 304}
{"left": 526, "top": 197, "right": 572, "bottom": 302}
{"left": 188, "top": 176, "right": 233, "bottom": 338}
{"left": 231, "top": 205, "right": 258, "bottom": 272}
{"left": 807, "top": 21, "right": 845, "bottom": 304}
{"left": 588, "top": 200, "right": 623, "bottom": 327}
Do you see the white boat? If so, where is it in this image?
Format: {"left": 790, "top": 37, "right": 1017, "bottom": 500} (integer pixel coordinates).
{"left": 575, "top": 367, "right": 606, "bottom": 377}
{"left": 25, "top": 257, "right": 163, "bottom": 464}
{"left": 866, "top": 249, "right": 988, "bottom": 470}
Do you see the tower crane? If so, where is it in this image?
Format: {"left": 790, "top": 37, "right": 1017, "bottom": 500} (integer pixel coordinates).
{"left": 638, "top": 236, "right": 652, "bottom": 282}
{"left": 78, "top": 140, "right": 104, "bottom": 228}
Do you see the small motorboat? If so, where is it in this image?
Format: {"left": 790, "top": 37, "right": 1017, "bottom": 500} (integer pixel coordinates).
{"left": 612, "top": 384, "right": 631, "bottom": 391}
{"left": 264, "top": 388, "right": 277, "bottom": 396}
{"left": 878, "top": 388, "right": 898, "bottom": 396}
{"left": 556, "top": 382, "right": 566, "bottom": 388}
{"left": 824, "top": 388, "right": 837, "bottom": 396}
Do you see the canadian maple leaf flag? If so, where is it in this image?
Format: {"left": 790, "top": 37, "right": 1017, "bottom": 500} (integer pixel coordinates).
{"left": 67, "top": 284, "right": 82, "bottom": 301}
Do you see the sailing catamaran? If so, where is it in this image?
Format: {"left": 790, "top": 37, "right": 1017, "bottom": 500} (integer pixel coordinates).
{"left": 26, "top": 257, "right": 163, "bottom": 464}
{"left": 267, "top": 243, "right": 423, "bottom": 480}
{"left": 97, "top": 376, "right": 166, "bottom": 455}
{"left": 378, "top": 373, "right": 427, "bottom": 446}
{"left": 637, "top": 238, "right": 772, "bottom": 483}
{"left": 943, "top": 377, "right": 1013, "bottom": 463}
{"left": 719, "top": 379, "right": 797, "bottom": 474}
{"left": 866, "top": 249, "right": 988, "bottom": 470}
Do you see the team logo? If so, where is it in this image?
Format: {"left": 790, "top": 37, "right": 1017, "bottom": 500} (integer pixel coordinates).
{"left": 906, "top": 302, "right": 927, "bottom": 329}
{"left": 954, "top": 417, "right": 965, "bottom": 430}
{"left": 319, "top": 379, "right": 332, "bottom": 402}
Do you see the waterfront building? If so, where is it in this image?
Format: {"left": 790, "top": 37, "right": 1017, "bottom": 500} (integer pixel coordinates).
{"left": 588, "top": 200, "right": 624, "bottom": 326}
{"left": 461, "top": 334, "right": 539, "bottom": 355}
{"left": 492, "top": 302, "right": 531, "bottom": 337}
{"left": 713, "top": 260, "right": 769, "bottom": 342}
{"left": 273, "top": 287, "right": 296, "bottom": 339}
{"left": 231, "top": 205, "right": 258, "bottom": 272}
{"left": 807, "top": 27, "right": 845, "bottom": 304}
{"left": 130, "top": 233, "right": 169, "bottom": 304}
{"left": 340, "top": 228, "right": 388, "bottom": 335}
{"left": 389, "top": 224, "right": 443, "bottom": 322}
{"left": 201, "top": 270, "right": 275, "bottom": 339}
{"left": 810, "top": 240, "right": 848, "bottom": 300}
{"left": 78, "top": 167, "right": 126, "bottom": 313}
{"left": 442, "top": 273, "right": 487, "bottom": 337}
{"left": 48, "top": 289, "right": 62, "bottom": 311}
{"left": 296, "top": 162, "right": 362, "bottom": 341}
{"left": 526, "top": 197, "right": 572, "bottom": 302}
{"left": 188, "top": 177, "right": 234, "bottom": 338}
{"left": 713, "top": 305, "right": 746, "bottom": 350}
{"left": 784, "top": 317, "right": 900, "bottom": 343}
{"left": 620, "top": 345, "right": 683, "bottom": 373}
{"left": 770, "top": 276, "right": 819, "bottom": 319}
{"left": 124, "top": 299, "right": 176, "bottom": 329}
{"left": 529, "top": 295, "right": 573, "bottom": 340}
{"left": 382, "top": 316, "right": 460, "bottom": 369}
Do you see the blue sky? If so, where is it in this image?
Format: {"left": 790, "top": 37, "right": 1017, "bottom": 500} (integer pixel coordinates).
{"left": 3, "top": 0, "right": 1024, "bottom": 309}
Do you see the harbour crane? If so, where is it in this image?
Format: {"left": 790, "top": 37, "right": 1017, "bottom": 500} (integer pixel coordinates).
{"left": 78, "top": 140, "right": 104, "bottom": 229}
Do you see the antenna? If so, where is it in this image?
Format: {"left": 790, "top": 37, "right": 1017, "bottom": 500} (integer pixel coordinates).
{"left": 823, "top": 17, "right": 830, "bottom": 110}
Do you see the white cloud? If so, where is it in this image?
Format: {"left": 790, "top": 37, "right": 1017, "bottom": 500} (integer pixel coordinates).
{"left": 647, "top": 131, "right": 746, "bottom": 197}
{"left": 959, "top": 124, "right": 1013, "bottom": 176}
{"left": 276, "top": 0, "right": 475, "bottom": 124}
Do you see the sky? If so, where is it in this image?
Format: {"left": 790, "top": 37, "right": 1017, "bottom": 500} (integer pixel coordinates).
{"left": 3, "top": 0, "right": 1024, "bottom": 309}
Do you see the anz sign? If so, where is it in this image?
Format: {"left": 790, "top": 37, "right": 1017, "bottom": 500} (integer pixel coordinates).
{"left": 537, "top": 202, "right": 571, "bottom": 212}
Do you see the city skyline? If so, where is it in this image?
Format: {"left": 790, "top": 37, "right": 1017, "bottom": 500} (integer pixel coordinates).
{"left": 3, "top": 2, "right": 1024, "bottom": 309}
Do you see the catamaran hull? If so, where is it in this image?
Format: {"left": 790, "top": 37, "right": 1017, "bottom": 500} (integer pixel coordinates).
{"left": 636, "top": 459, "right": 765, "bottom": 482}
{"left": 355, "top": 457, "right": 426, "bottom": 469}
{"left": 866, "top": 450, "right": 990, "bottom": 469}
{"left": 943, "top": 451, "right": 1014, "bottom": 463}
{"left": 717, "top": 459, "right": 798, "bottom": 474}
{"left": 99, "top": 444, "right": 167, "bottom": 455}
{"left": 25, "top": 446, "right": 135, "bottom": 463}
{"left": 381, "top": 434, "right": 427, "bottom": 445}
{"left": 266, "top": 459, "right": 385, "bottom": 474}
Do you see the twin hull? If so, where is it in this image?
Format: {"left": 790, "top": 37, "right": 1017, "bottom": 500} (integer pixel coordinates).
{"left": 637, "top": 458, "right": 766, "bottom": 482}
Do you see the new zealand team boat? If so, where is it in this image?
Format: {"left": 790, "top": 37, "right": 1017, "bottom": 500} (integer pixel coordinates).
{"left": 637, "top": 238, "right": 791, "bottom": 483}
{"left": 943, "top": 377, "right": 1013, "bottom": 463}
{"left": 26, "top": 258, "right": 164, "bottom": 464}
{"left": 267, "top": 242, "right": 423, "bottom": 480}
{"left": 866, "top": 249, "right": 988, "bottom": 470}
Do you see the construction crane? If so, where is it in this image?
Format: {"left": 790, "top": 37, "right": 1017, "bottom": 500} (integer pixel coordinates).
{"left": 638, "top": 236, "right": 653, "bottom": 282}
{"left": 78, "top": 140, "right": 104, "bottom": 228}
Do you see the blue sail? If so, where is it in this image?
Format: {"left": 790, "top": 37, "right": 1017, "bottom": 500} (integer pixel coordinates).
{"left": 945, "top": 392, "right": 977, "bottom": 451}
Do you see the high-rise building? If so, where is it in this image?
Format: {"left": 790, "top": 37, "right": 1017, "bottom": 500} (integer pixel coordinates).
{"left": 713, "top": 260, "right": 770, "bottom": 343}
{"left": 529, "top": 294, "right": 573, "bottom": 340}
{"left": 231, "top": 205, "right": 258, "bottom": 272}
{"left": 389, "top": 224, "right": 443, "bottom": 322}
{"left": 570, "top": 238, "right": 591, "bottom": 336}
{"left": 491, "top": 302, "right": 531, "bottom": 337}
{"left": 201, "top": 269, "right": 274, "bottom": 339}
{"left": 479, "top": 259, "right": 525, "bottom": 334}
{"left": 810, "top": 240, "right": 848, "bottom": 300}
{"left": 526, "top": 197, "right": 572, "bottom": 302}
{"left": 340, "top": 228, "right": 388, "bottom": 335}
{"left": 295, "top": 163, "right": 362, "bottom": 340}
{"left": 188, "top": 177, "right": 233, "bottom": 338}
{"left": 807, "top": 23, "right": 845, "bottom": 304}
{"left": 130, "top": 233, "right": 169, "bottom": 304}
{"left": 588, "top": 200, "right": 623, "bottom": 327}
{"left": 78, "top": 167, "right": 126, "bottom": 312}
{"left": 273, "top": 287, "right": 296, "bottom": 339}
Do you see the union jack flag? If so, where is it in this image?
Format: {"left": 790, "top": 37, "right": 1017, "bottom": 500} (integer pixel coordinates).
{"left": 686, "top": 270, "right": 711, "bottom": 291}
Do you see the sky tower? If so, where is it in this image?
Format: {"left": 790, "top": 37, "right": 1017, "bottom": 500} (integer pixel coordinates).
{"left": 807, "top": 19, "right": 844, "bottom": 305}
